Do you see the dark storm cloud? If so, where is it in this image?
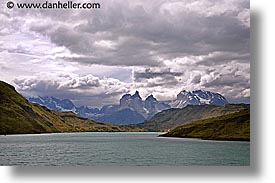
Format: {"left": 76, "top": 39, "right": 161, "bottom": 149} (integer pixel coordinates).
{"left": 133, "top": 68, "right": 182, "bottom": 81}
{"left": 132, "top": 68, "right": 183, "bottom": 87}
{"left": 18, "top": 0, "right": 250, "bottom": 67}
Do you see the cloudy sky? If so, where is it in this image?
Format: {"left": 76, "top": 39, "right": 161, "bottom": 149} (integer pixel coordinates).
{"left": 0, "top": 0, "right": 250, "bottom": 107}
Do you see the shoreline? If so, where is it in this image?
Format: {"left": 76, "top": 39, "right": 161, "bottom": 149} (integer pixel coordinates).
{"left": 159, "top": 134, "right": 250, "bottom": 142}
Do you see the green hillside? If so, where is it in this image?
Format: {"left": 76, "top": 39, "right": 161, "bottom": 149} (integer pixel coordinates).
{"left": 133, "top": 104, "right": 249, "bottom": 131}
{"left": 160, "top": 109, "right": 250, "bottom": 141}
{"left": 0, "top": 81, "right": 140, "bottom": 134}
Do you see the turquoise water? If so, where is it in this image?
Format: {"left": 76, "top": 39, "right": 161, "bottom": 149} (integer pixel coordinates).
{"left": 0, "top": 132, "right": 250, "bottom": 166}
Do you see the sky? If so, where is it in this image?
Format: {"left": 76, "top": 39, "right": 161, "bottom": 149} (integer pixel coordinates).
{"left": 0, "top": 0, "right": 250, "bottom": 108}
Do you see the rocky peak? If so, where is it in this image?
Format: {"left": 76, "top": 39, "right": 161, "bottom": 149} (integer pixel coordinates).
{"left": 131, "top": 91, "right": 142, "bottom": 100}
{"left": 177, "top": 90, "right": 191, "bottom": 99}
{"left": 120, "top": 94, "right": 131, "bottom": 106}
{"left": 145, "top": 94, "right": 157, "bottom": 102}
{"left": 121, "top": 93, "right": 131, "bottom": 100}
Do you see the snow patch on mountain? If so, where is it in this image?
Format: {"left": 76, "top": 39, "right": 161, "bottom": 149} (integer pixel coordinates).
{"left": 26, "top": 89, "right": 229, "bottom": 125}
{"left": 170, "top": 90, "right": 228, "bottom": 108}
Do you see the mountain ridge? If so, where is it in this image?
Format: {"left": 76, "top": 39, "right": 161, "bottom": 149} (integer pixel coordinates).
{"left": 132, "top": 104, "right": 249, "bottom": 131}
{"left": 26, "top": 89, "right": 230, "bottom": 125}
{"left": 170, "top": 89, "right": 229, "bottom": 108}
{"left": 0, "top": 81, "right": 140, "bottom": 134}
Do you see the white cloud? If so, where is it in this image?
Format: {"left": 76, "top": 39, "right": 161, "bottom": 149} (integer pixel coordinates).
{"left": 0, "top": 0, "right": 250, "bottom": 106}
{"left": 14, "top": 73, "right": 131, "bottom": 107}
{"left": 94, "top": 40, "right": 118, "bottom": 50}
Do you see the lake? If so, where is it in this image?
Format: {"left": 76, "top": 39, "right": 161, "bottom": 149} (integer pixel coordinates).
{"left": 0, "top": 132, "right": 250, "bottom": 166}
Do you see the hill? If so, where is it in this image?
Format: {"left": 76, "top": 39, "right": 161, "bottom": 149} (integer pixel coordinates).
{"left": 0, "top": 81, "right": 140, "bottom": 134}
{"left": 160, "top": 109, "right": 250, "bottom": 141}
{"left": 133, "top": 104, "right": 249, "bottom": 131}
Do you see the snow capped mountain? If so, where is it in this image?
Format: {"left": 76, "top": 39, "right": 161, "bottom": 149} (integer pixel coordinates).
{"left": 26, "top": 89, "right": 228, "bottom": 125}
{"left": 28, "top": 96, "right": 77, "bottom": 112}
{"left": 170, "top": 90, "right": 228, "bottom": 108}
{"left": 75, "top": 106, "right": 101, "bottom": 119}
{"left": 27, "top": 96, "right": 101, "bottom": 119}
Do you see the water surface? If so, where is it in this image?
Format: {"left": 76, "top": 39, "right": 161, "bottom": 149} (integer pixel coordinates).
{"left": 0, "top": 132, "right": 250, "bottom": 166}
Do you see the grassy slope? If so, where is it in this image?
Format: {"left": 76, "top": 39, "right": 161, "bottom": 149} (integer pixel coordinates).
{"left": 134, "top": 104, "right": 249, "bottom": 131}
{"left": 160, "top": 109, "right": 250, "bottom": 141}
{"left": 0, "top": 81, "right": 141, "bottom": 134}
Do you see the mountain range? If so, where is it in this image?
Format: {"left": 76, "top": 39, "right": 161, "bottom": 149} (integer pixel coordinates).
{"left": 0, "top": 81, "right": 140, "bottom": 134}
{"left": 1, "top": 80, "right": 250, "bottom": 140}
{"left": 27, "top": 90, "right": 229, "bottom": 125}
